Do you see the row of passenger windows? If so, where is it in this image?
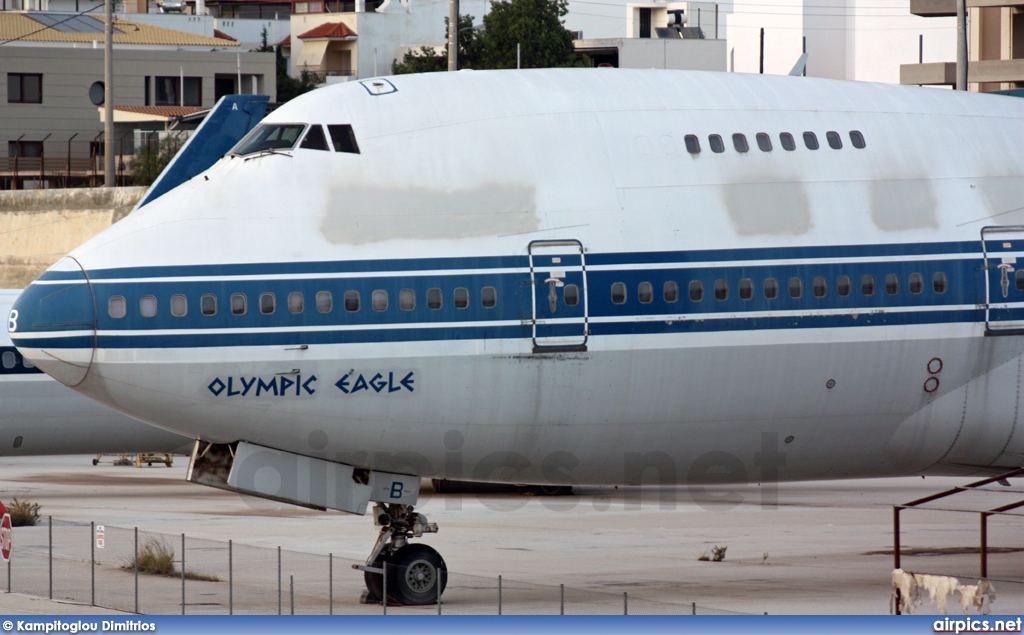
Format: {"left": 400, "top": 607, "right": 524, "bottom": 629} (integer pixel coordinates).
{"left": 608, "top": 272, "right": 949, "bottom": 304}
{"left": 1, "top": 351, "right": 33, "bottom": 369}
{"left": 683, "top": 130, "right": 866, "bottom": 155}
{"left": 107, "top": 286, "right": 499, "bottom": 319}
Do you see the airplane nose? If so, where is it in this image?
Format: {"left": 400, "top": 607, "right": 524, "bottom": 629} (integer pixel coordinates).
{"left": 9, "top": 257, "right": 96, "bottom": 387}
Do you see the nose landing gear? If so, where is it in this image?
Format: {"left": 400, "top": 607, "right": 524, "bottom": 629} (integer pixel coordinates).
{"left": 357, "top": 502, "right": 446, "bottom": 606}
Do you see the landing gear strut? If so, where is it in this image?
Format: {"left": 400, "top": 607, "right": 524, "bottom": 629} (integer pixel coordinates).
{"left": 357, "top": 503, "right": 446, "bottom": 605}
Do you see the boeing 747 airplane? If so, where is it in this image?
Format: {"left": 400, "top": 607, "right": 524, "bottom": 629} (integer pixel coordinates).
{"left": 9, "top": 69, "right": 1024, "bottom": 603}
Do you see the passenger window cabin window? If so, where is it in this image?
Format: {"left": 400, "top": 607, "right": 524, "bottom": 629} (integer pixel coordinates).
{"left": 780, "top": 133, "right": 796, "bottom": 151}
{"left": 909, "top": 273, "right": 923, "bottom": 294}
{"left": 714, "top": 279, "right": 728, "bottom": 301}
{"left": 612, "top": 282, "right": 627, "bottom": 305}
{"left": 764, "top": 278, "right": 778, "bottom": 299}
{"left": 400, "top": 288, "right": 416, "bottom": 311}
{"left": 260, "top": 292, "right": 276, "bottom": 314}
{"left": 709, "top": 134, "right": 725, "bottom": 153}
{"left": 201, "top": 294, "right": 217, "bottom": 316}
{"left": 684, "top": 135, "right": 700, "bottom": 154}
{"left": 862, "top": 275, "right": 875, "bottom": 296}
{"left": 813, "top": 276, "right": 827, "bottom": 298}
{"left": 316, "top": 291, "right": 332, "bottom": 313}
{"left": 2, "top": 351, "right": 15, "bottom": 369}
{"left": 663, "top": 281, "right": 679, "bottom": 303}
{"left": 850, "top": 130, "right": 866, "bottom": 149}
{"left": 171, "top": 294, "right": 187, "bottom": 317}
{"left": 837, "top": 275, "right": 851, "bottom": 297}
{"left": 327, "top": 124, "right": 360, "bottom": 154}
{"left": 689, "top": 280, "right": 704, "bottom": 302}
{"left": 789, "top": 277, "right": 803, "bottom": 299}
{"left": 826, "top": 131, "right": 842, "bottom": 149}
{"left": 453, "top": 287, "right": 469, "bottom": 309}
{"left": 372, "top": 290, "right": 389, "bottom": 312}
{"left": 109, "top": 296, "right": 126, "bottom": 319}
{"left": 299, "top": 125, "right": 330, "bottom": 151}
{"left": 1017, "top": 270, "right": 1024, "bottom": 291}
{"left": 803, "top": 132, "right": 819, "bottom": 150}
{"left": 231, "top": 293, "right": 247, "bottom": 315}
{"left": 638, "top": 282, "right": 653, "bottom": 304}
{"left": 933, "top": 272, "right": 947, "bottom": 294}
{"left": 886, "top": 274, "right": 900, "bottom": 295}
{"left": 732, "top": 133, "right": 749, "bottom": 153}
{"left": 140, "top": 295, "right": 157, "bottom": 318}
{"left": 288, "top": 291, "right": 304, "bottom": 314}
{"left": 481, "top": 286, "right": 497, "bottom": 309}
{"left": 739, "top": 278, "right": 753, "bottom": 300}
{"left": 427, "top": 288, "right": 442, "bottom": 310}
{"left": 756, "top": 133, "right": 772, "bottom": 152}
{"left": 564, "top": 284, "right": 580, "bottom": 306}
{"left": 344, "top": 290, "right": 360, "bottom": 312}
{"left": 22, "top": 357, "right": 33, "bottom": 369}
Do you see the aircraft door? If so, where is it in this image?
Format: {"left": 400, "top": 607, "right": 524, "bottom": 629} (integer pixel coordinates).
{"left": 982, "top": 226, "right": 1024, "bottom": 332}
{"left": 528, "top": 240, "right": 589, "bottom": 351}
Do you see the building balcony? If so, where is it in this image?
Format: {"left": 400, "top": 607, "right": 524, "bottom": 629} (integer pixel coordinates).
{"left": 900, "top": 59, "right": 1024, "bottom": 85}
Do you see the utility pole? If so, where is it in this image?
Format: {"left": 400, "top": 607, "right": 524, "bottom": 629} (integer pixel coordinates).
{"left": 759, "top": 28, "right": 764, "bottom": 74}
{"left": 447, "top": 0, "right": 458, "bottom": 71}
{"left": 956, "top": 0, "right": 967, "bottom": 90}
{"left": 103, "top": 0, "right": 114, "bottom": 187}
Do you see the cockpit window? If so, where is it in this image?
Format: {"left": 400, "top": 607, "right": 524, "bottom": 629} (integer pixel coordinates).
{"left": 233, "top": 124, "right": 305, "bottom": 155}
{"left": 300, "top": 125, "right": 330, "bottom": 151}
{"left": 328, "top": 124, "right": 360, "bottom": 154}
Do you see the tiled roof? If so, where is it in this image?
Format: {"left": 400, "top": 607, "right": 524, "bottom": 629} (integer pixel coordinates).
{"left": 213, "top": 28, "right": 236, "bottom": 41}
{"left": 0, "top": 12, "right": 239, "bottom": 46}
{"left": 279, "top": 34, "right": 290, "bottom": 45}
{"left": 115, "top": 106, "right": 208, "bottom": 117}
{"left": 297, "top": 21, "right": 356, "bottom": 39}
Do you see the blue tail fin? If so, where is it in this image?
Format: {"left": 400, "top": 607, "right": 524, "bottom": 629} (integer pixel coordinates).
{"left": 134, "top": 94, "right": 269, "bottom": 211}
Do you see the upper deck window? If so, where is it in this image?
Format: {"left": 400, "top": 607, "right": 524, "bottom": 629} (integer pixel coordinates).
{"left": 233, "top": 124, "right": 305, "bottom": 156}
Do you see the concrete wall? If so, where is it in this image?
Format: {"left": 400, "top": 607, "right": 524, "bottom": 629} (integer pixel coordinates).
{"left": 0, "top": 187, "right": 144, "bottom": 288}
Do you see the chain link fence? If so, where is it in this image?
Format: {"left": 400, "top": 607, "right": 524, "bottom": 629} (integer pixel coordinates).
{"left": 4, "top": 518, "right": 752, "bottom": 615}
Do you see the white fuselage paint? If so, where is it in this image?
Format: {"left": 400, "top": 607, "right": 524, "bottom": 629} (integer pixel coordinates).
{"left": 10, "top": 70, "right": 1024, "bottom": 487}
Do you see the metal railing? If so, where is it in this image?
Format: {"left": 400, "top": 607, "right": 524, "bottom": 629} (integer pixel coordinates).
{"left": 5, "top": 518, "right": 753, "bottom": 616}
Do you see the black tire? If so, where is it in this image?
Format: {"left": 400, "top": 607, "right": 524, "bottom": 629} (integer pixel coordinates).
{"left": 363, "top": 551, "right": 387, "bottom": 603}
{"left": 91, "top": 459, "right": 98, "bottom": 466}
{"left": 537, "top": 485, "right": 573, "bottom": 496}
{"left": 387, "top": 544, "right": 447, "bottom": 606}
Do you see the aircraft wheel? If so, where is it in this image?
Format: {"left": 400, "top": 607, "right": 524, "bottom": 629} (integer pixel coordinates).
{"left": 387, "top": 543, "right": 447, "bottom": 605}
{"left": 92, "top": 459, "right": 98, "bottom": 466}
{"left": 363, "top": 551, "right": 387, "bottom": 603}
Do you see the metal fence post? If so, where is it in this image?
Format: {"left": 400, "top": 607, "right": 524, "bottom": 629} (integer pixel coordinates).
{"left": 560, "top": 584, "right": 564, "bottom": 615}
{"left": 623, "top": 591, "right": 628, "bottom": 615}
{"left": 290, "top": 575, "right": 294, "bottom": 615}
{"left": 228, "top": 540, "right": 233, "bottom": 616}
{"left": 90, "top": 521, "right": 95, "bottom": 607}
{"left": 328, "top": 553, "right": 333, "bottom": 616}
{"left": 382, "top": 561, "right": 387, "bottom": 616}
{"left": 181, "top": 533, "right": 185, "bottom": 615}
{"left": 437, "top": 572, "right": 442, "bottom": 615}
{"left": 692, "top": 601, "right": 696, "bottom": 615}
{"left": 48, "top": 516, "right": 52, "bottom": 600}
{"left": 277, "top": 546, "right": 282, "bottom": 615}
{"left": 498, "top": 575, "right": 502, "bottom": 615}
{"left": 134, "top": 527, "right": 139, "bottom": 615}
{"left": 6, "top": 555, "right": 9, "bottom": 593}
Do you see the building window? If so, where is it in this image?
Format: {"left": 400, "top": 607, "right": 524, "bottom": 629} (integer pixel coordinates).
{"left": 7, "top": 73, "right": 42, "bottom": 104}
{"left": 154, "top": 76, "right": 201, "bottom": 107}
{"left": 8, "top": 141, "right": 42, "bottom": 158}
